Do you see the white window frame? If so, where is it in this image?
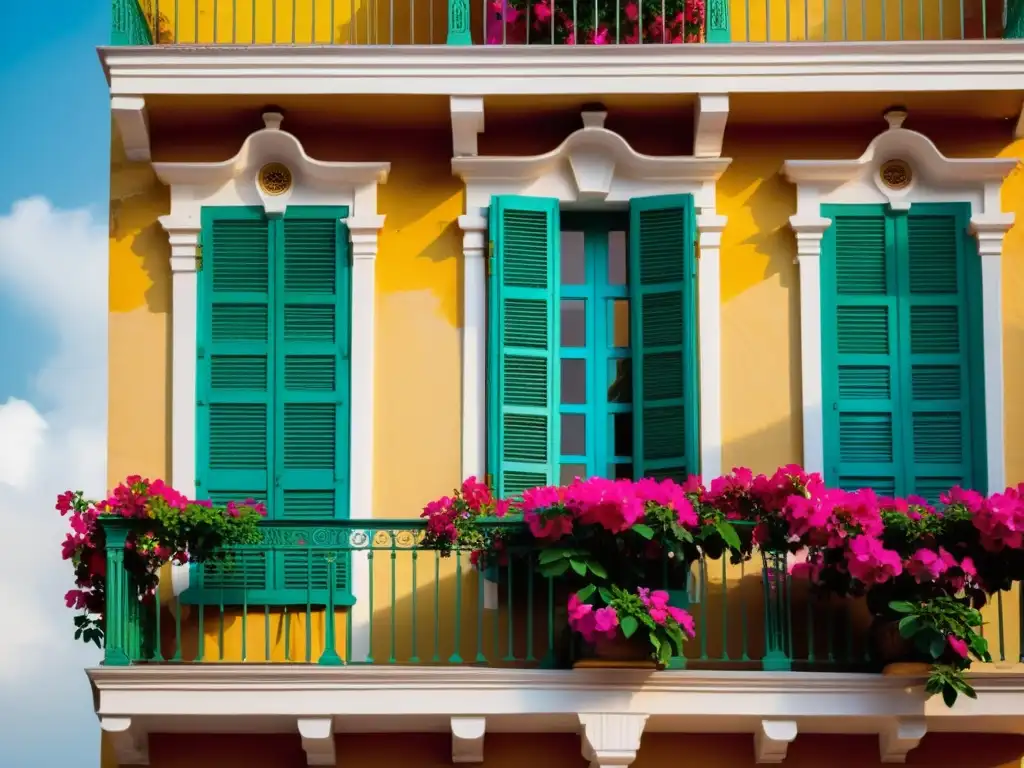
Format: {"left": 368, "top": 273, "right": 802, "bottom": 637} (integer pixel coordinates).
{"left": 452, "top": 109, "right": 731, "bottom": 487}
{"left": 782, "top": 109, "right": 1016, "bottom": 493}
{"left": 154, "top": 112, "right": 389, "bottom": 662}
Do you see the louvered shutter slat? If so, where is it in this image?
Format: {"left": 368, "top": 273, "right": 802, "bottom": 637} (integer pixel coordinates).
{"left": 899, "top": 209, "right": 975, "bottom": 502}
{"left": 822, "top": 210, "right": 902, "bottom": 497}
{"left": 488, "top": 196, "right": 560, "bottom": 498}
{"left": 628, "top": 196, "right": 698, "bottom": 483}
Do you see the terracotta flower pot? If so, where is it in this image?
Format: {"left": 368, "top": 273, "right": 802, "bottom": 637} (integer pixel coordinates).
{"left": 870, "top": 618, "right": 931, "bottom": 676}
{"left": 573, "top": 633, "right": 660, "bottom": 670}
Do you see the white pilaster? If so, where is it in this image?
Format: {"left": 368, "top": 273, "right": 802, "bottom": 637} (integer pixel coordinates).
{"left": 159, "top": 217, "right": 201, "bottom": 597}
{"left": 345, "top": 213, "right": 386, "bottom": 664}
{"left": 788, "top": 215, "right": 832, "bottom": 477}
{"left": 578, "top": 713, "right": 648, "bottom": 768}
{"left": 970, "top": 213, "right": 1014, "bottom": 493}
{"left": 459, "top": 212, "right": 489, "bottom": 482}
{"left": 696, "top": 212, "right": 727, "bottom": 481}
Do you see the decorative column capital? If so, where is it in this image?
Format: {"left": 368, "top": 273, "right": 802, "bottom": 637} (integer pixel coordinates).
{"left": 158, "top": 215, "right": 201, "bottom": 273}
{"left": 578, "top": 713, "right": 648, "bottom": 768}
{"left": 970, "top": 213, "right": 1015, "bottom": 257}
{"left": 459, "top": 213, "right": 488, "bottom": 256}
{"left": 696, "top": 212, "right": 728, "bottom": 247}
{"left": 788, "top": 214, "right": 832, "bottom": 262}
{"left": 345, "top": 215, "right": 386, "bottom": 261}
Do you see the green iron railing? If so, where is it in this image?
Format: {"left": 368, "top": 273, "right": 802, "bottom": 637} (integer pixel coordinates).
{"left": 111, "top": 0, "right": 1023, "bottom": 47}
{"left": 98, "top": 517, "right": 1024, "bottom": 668}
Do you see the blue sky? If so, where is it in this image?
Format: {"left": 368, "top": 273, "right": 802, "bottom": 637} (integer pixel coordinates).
{"left": 0, "top": 3, "right": 111, "bottom": 767}
{"left": 0, "top": 2, "right": 109, "bottom": 402}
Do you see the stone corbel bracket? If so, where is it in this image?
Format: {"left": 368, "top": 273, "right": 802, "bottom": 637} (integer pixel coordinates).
{"left": 694, "top": 93, "right": 730, "bottom": 158}
{"left": 112, "top": 96, "right": 151, "bottom": 162}
{"left": 754, "top": 719, "right": 797, "bottom": 763}
{"left": 451, "top": 716, "right": 486, "bottom": 763}
{"left": 298, "top": 717, "right": 335, "bottom": 766}
{"left": 579, "top": 713, "right": 648, "bottom": 768}
{"left": 451, "top": 96, "right": 485, "bottom": 157}
{"left": 101, "top": 716, "right": 149, "bottom": 765}
{"left": 879, "top": 717, "right": 927, "bottom": 763}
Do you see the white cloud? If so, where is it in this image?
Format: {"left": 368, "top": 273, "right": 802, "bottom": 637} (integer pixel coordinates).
{"left": 0, "top": 197, "right": 107, "bottom": 766}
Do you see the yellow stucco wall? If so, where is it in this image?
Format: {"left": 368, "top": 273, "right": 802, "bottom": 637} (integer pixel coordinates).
{"left": 109, "top": 105, "right": 1024, "bottom": 668}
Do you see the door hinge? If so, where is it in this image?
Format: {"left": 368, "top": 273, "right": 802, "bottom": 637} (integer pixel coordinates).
{"left": 195, "top": 243, "right": 204, "bottom": 271}
{"left": 487, "top": 240, "right": 494, "bottom": 276}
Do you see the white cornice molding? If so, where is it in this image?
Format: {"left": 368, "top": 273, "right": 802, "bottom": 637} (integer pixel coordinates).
{"left": 453, "top": 124, "right": 729, "bottom": 193}
{"left": 101, "top": 41, "right": 1024, "bottom": 97}
{"left": 153, "top": 111, "right": 389, "bottom": 218}
{"left": 111, "top": 95, "right": 151, "bottom": 162}
{"left": 694, "top": 93, "right": 729, "bottom": 159}
{"left": 782, "top": 110, "right": 1016, "bottom": 212}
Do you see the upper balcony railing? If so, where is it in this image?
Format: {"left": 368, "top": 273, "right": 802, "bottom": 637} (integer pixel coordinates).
{"left": 99, "top": 517, "right": 1023, "bottom": 670}
{"left": 113, "top": 0, "right": 1023, "bottom": 47}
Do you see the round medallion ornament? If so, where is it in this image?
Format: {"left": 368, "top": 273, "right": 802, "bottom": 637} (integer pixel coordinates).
{"left": 879, "top": 159, "right": 912, "bottom": 191}
{"left": 258, "top": 162, "right": 293, "bottom": 196}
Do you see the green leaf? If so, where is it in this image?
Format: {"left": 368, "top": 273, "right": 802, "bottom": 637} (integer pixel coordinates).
{"left": 537, "top": 549, "right": 569, "bottom": 565}
{"left": 632, "top": 524, "right": 655, "bottom": 540}
{"left": 569, "top": 559, "right": 587, "bottom": 577}
{"left": 587, "top": 561, "right": 608, "bottom": 579}
{"left": 671, "top": 524, "right": 694, "bottom": 543}
{"left": 942, "top": 684, "right": 958, "bottom": 708}
{"left": 649, "top": 634, "right": 662, "bottom": 653}
{"left": 889, "top": 600, "right": 917, "bottom": 614}
{"left": 898, "top": 616, "right": 923, "bottom": 639}
{"left": 715, "top": 520, "right": 742, "bottom": 551}
{"left": 539, "top": 560, "right": 570, "bottom": 578}
{"left": 598, "top": 587, "right": 614, "bottom": 604}
{"left": 929, "top": 633, "right": 947, "bottom": 660}
{"left": 621, "top": 615, "right": 639, "bottom": 639}
{"left": 658, "top": 641, "right": 672, "bottom": 667}
{"left": 576, "top": 584, "right": 597, "bottom": 603}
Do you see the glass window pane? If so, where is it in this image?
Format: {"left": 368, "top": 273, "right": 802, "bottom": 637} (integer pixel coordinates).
{"left": 610, "top": 299, "right": 630, "bottom": 348}
{"left": 613, "top": 412, "right": 633, "bottom": 457}
{"left": 560, "top": 463, "right": 587, "bottom": 485}
{"left": 608, "top": 359, "right": 632, "bottom": 403}
{"left": 561, "top": 299, "right": 586, "bottom": 347}
{"left": 561, "top": 413, "right": 587, "bottom": 456}
{"left": 561, "top": 358, "right": 587, "bottom": 404}
{"left": 608, "top": 231, "right": 627, "bottom": 285}
{"left": 561, "top": 231, "right": 586, "bottom": 285}
{"left": 614, "top": 463, "right": 634, "bottom": 480}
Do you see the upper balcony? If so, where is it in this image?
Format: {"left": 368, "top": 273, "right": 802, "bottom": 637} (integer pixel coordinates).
{"left": 115, "top": 0, "right": 1019, "bottom": 47}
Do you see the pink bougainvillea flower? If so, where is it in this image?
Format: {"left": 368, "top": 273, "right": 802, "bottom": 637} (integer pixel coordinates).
{"left": 845, "top": 535, "right": 902, "bottom": 585}
{"left": 947, "top": 635, "right": 969, "bottom": 659}
{"left": 667, "top": 605, "right": 697, "bottom": 638}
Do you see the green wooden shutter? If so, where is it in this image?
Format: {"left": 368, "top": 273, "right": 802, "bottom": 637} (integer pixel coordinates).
{"left": 821, "top": 206, "right": 903, "bottom": 497}
{"left": 897, "top": 204, "right": 982, "bottom": 500}
{"left": 628, "top": 195, "right": 699, "bottom": 482}
{"left": 273, "top": 208, "right": 351, "bottom": 602}
{"left": 487, "top": 195, "right": 560, "bottom": 498}
{"left": 187, "top": 207, "right": 274, "bottom": 603}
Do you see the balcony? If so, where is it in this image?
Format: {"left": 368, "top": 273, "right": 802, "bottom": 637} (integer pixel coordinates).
{"left": 114, "top": 0, "right": 1020, "bottom": 46}
{"left": 99, "top": 518, "right": 1023, "bottom": 670}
